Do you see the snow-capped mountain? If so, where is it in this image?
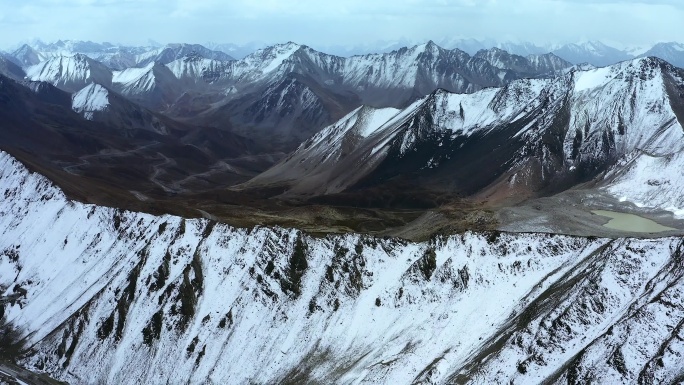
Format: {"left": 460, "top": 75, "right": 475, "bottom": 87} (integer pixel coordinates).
{"left": 245, "top": 57, "right": 684, "bottom": 214}
{"left": 135, "top": 43, "right": 234, "bottom": 67}
{"left": 112, "top": 62, "right": 182, "bottom": 110}
{"left": 1, "top": 149, "right": 684, "bottom": 384}
{"left": 338, "top": 41, "right": 507, "bottom": 106}
{"left": 10, "top": 40, "right": 134, "bottom": 69}
{"left": 639, "top": 42, "right": 684, "bottom": 68}
{"left": 30, "top": 39, "right": 116, "bottom": 54}
{"left": 7, "top": 40, "right": 232, "bottom": 71}
{"left": 197, "top": 41, "right": 511, "bottom": 104}
{"left": 71, "top": 83, "right": 110, "bottom": 120}
{"left": 70, "top": 83, "right": 171, "bottom": 134}
{"left": 314, "top": 38, "right": 418, "bottom": 57}
{"left": 165, "top": 54, "right": 231, "bottom": 87}
{"left": 474, "top": 48, "right": 572, "bottom": 76}
{"left": 25, "top": 54, "right": 113, "bottom": 92}
{"left": 552, "top": 41, "right": 634, "bottom": 67}
{"left": 168, "top": 41, "right": 516, "bottom": 150}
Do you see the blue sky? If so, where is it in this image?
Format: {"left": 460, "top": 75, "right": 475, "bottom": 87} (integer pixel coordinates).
{"left": 1, "top": 0, "right": 682, "bottom": 49}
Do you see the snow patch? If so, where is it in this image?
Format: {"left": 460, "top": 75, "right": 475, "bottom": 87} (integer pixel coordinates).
{"left": 112, "top": 63, "right": 154, "bottom": 84}
{"left": 71, "top": 83, "right": 109, "bottom": 119}
{"left": 574, "top": 66, "right": 614, "bottom": 92}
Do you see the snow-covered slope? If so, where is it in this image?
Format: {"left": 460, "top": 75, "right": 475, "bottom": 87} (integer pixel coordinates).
{"left": 165, "top": 54, "right": 230, "bottom": 86}
{"left": 2, "top": 151, "right": 684, "bottom": 384}
{"left": 112, "top": 62, "right": 182, "bottom": 109}
{"left": 25, "top": 54, "right": 113, "bottom": 93}
{"left": 245, "top": 57, "right": 684, "bottom": 207}
{"left": 135, "top": 43, "right": 234, "bottom": 67}
{"left": 69, "top": 82, "right": 171, "bottom": 134}
{"left": 215, "top": 41, "right": 510, "bottom": 106}
{"left": 71, "top": 83, "right": 110, "bottom": 120}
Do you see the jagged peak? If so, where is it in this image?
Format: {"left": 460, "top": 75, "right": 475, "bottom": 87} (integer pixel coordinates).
{"left": 412, "top": 40, "right": 443, "bottom": 54}
{"left": 72, "top": 82, "right": 110, "bottom": 119}
{"left": 261, "top": 41, "right": 304, "bottom": 53}
{"left": 571, "top": 56, "right": 670, "bottom": 93}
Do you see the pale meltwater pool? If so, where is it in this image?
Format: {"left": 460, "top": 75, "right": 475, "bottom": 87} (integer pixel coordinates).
{"left": 592, "top": 210, "right": 676, "bottom": 233}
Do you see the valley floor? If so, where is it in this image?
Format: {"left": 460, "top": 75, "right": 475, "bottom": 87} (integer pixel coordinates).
{"left": 497, "top": 189, "right": 684, "bottom": 238}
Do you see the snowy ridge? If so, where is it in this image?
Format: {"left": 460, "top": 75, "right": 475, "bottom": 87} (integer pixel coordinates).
{"left": 209, "top": 41, "right": 506, "bottom": 102}
{"left": 113, "top": 63, "right": 157, "bottom": 92}
{"left": 165, "top": 56, "right": 228, "bottom": 84}
{"left": 567, "top": 58, "right": 684, "bottom": 156}
{"left": 24, "top": 54, "right": 113, "bottom": 92}
{"left": 134, "top": 43, "right": 234, "bottom": 67}
{"left": 71, "top": 83, "right": 110, "bottom": 120}
{"left": 2, "top": 151, "right": 684, "bottom": 384}
{"left": 246, "top": 56, "right": 684, "bottom": 207}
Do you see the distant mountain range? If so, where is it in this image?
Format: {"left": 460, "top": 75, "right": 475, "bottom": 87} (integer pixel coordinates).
{"left": 3, "top": 40, "right": 575, "bottom": 153}
{"left": 5, "top": 38, "right": 684, "bottom": 67}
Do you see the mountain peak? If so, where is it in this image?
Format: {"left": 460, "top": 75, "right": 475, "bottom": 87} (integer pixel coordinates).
{"left": 72, "top": 82, "right": 110, "bottom": 119}
{"left": 71, "top": 53, "right": 90, "bottom": 62}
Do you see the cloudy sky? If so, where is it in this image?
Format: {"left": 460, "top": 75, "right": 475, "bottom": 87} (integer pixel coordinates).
{"left": 1, "top": 0, "right": 683, "bottom": 50}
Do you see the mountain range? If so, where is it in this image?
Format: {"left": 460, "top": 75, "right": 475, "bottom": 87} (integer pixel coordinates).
{"left": 0, "top": 39, "right": 682, "bottom": 225}
{"left": 2, "top": 36, "right": 684, "bottom": 385}
{"left": 5, "top": 41, "right": 573, "bottom": 153}
{"left": 243, "top": 57, "right": 684, "bottom": 214}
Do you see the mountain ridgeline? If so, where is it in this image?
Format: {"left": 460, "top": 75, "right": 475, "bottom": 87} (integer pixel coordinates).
{"left": 244, "top": 57, "right": 684, "bottom": 213}
{"left": 13, "top": 41, "right": 539, "bottom": 151}
{"left": 2, "top": 150, "right": 684, "bottom": 384}
{"left": 0, "top": 40, "right": 683, "bottom": 231}
{"left": 2, "top": 37, "right": 684, "bottom": 385}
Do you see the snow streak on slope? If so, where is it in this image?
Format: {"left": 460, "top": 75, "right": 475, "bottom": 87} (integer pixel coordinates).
{"left": 113, "top": 63, "right": 157, "bottom": 92}
{"left": 71, "top": 83, "right": 109, "bottom": 120}
{"left": 606, "top": 151, "right": 684, "bottom": 217}
{"left": 2, "top": 152, "right": 684, "bottom": 384}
